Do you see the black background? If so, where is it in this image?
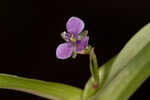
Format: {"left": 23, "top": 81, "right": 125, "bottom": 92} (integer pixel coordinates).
{"left": 0, "top": 0, "right": 150, "bottom": 99}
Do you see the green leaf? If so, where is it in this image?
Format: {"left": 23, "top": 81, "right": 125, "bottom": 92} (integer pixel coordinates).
{"left": 83, "top": 23, "right": 150, "bottom": 100}
{"left": 105, "top": 23, "right": 150, "bottom": 85}
{"left": 0, "top": 74, "right": 82, "bottom": 100}
{"left": 93, "top": 43, "right": 150, "bottom": 100}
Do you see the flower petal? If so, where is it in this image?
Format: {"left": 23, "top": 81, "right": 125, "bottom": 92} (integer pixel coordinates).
{"left": 56, "top": 42, "right": 74, "bottom": 59}
{"left": 76, "top": 36, "right": 89, "bottom": 51}
{"left": 66, "top": 17, "right": 85, "bottom": 34}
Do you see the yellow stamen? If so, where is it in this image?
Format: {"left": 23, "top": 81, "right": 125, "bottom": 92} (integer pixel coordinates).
{"left": 71, "top": 37, "right": 76, "bottom": 42}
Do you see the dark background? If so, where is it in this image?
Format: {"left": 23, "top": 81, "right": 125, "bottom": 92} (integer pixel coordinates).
{"left": 0, "top": 0, "right": 150, "bottom": 99}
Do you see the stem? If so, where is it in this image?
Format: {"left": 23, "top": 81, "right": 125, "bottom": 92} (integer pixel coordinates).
{"left": 89, "top": 48, "right": 99, "bottom": 85}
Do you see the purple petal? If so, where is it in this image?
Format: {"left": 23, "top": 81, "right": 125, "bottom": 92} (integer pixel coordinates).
{"left": 76, "top": 36, "right": 89, "bottom": 52}
{"left": 66, "top": 17, "right": 85, "bottom": 34}
{"left": 56, "top": 42, "right": 74, "bottom": 59}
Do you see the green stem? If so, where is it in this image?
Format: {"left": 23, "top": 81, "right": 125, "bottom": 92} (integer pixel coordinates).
{"left": 89, "top": 48, "right": 99, "bottom": 85}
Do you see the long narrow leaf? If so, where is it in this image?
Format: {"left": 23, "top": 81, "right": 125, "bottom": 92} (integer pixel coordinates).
{"left": 0, "top": 74, "right": 82, "bottom": 100}
{"left": 105, "top": 23, "right": 150, "bottom": 85}
{"left": 93, "top": 43, "right": 150, "bottom": 100}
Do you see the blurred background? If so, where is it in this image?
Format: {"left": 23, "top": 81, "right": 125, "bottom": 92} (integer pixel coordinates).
{"left": 0, "top": 0, "right": 150, "bottom": 99}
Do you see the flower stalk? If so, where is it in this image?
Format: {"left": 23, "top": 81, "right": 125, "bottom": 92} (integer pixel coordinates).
{"left": 89, "top": 47, "right": 99, "bottom": 88}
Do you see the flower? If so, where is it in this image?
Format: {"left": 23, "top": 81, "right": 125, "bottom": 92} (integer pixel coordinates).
{"left": 56, "top": 17, "right": 89, "bottom": 59}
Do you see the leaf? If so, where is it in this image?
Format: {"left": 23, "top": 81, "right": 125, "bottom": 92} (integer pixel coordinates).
{"left": 105, "top": 23, "right": 150, "bottom": 85}
{"left": 93, "top": 43, "right": 150, "bottom": 100}
{"left": 83, "top": 23, "right": 150, "bottom": 100}
{"left": 0, "top": 74, "right": 82, "bottom": 100}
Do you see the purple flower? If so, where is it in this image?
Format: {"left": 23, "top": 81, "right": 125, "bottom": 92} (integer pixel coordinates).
{"left": 56, "top": 17, "right": 89, "bottom": 59}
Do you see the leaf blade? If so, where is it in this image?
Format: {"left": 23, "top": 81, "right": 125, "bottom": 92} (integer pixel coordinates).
{"left": 0, "top": 74, "right": 82, "bottom": 100}
{"left": 93, "top": 43, "right": 150, "bottom": 100}
{"left": 106, "top": 23, "right": 150, "bottom": 85}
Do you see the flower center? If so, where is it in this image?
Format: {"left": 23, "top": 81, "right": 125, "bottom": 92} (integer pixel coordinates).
{"left": 70, "top": 36, "right": 76, "bottom": 42}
